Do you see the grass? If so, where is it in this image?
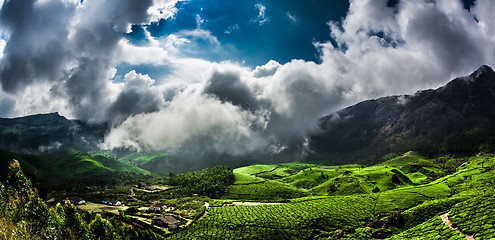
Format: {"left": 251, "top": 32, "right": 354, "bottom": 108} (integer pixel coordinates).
{"left": 223, "top": 180, "right": 306, "bottom": 201}
{"left": 169, "top": 194, "right": 376, "bottom": 239}
{"left": 387, "top": 215, "right": 465, "bottom": 240}
{"left": 449, "top": 194, "right": 495, "bottom": 239}
{"left": 231, "top": 173, "right": 265, "bottom": 185}
{"left": 166, "top": 153, "right": 495, "bottom": 239}
{"left": 3, "top": 149, "right": 494, "bottom": 239}
{"left": 0, "top": 149, "right": 153, "bottom": 189}
{"left": 234, "top": 164, "right": 277, "bottom": 175}
{"left": 120, "top": 152, "right": 169, "bottom": 165}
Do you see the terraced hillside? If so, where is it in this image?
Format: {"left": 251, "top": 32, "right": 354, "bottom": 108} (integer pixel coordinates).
{"left": 2, "top": 150, "right": 492, "bottom": 239}
{"left": 165, "top": 152, "right": 495, "bottom": 239}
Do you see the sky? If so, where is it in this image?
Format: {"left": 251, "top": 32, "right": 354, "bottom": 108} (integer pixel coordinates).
{"left": 0, "top": 0, "right": 493, "bottom": 156}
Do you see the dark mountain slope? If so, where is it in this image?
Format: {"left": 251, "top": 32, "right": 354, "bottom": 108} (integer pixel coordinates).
{"left": 0, "top": 112, "right": 107, "bottom": 154}
{"left": 310, "top": 65, "right": 495, "bottom": 161}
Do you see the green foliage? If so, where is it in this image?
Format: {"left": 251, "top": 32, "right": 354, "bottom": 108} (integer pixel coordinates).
{"left": 3, "top": 152, "right": 495, "bottom": 240}
{"left": 120, "top": 152, "right": 169, "bottom": 165}
{"left": 375, "top": 182, "right": 452, "bottom": 215}
{"left": 0, "top": 149, "right": 153, "bottom": 192}
{"left": 169, "top": 165, "right": 235, "bottom": 198}
{"left": 1, "top": 160, "right": 51, "bottom": 236}
{"left": 224, "top": 180, "right": 306, "bottom": 201}
{"left": 169, "top": 195, "right": 376, "bottom": 239}
{"left": 90, "top": 213, "right": 115, "bottom": 239}
{"left": 0, "top": 159, "right": 163, "bottom": 240}
{"left": 449, "top": 194, "right": 495, "bottom": 239}
{"left": 234, "top": 164, "right": 277, "bottom": 175}
{"left": 388, "top": 215, "right": 465, "bottom": 240}
{"left": 161, "top": 197, "right": 208, "bottom": 219}
{"left": 401, "top": 197, "right": 466, "bottom": 228}
{"left": 125, "top": 206, "right": 139, "bottom": 215}
{"left": 231, "top": 172, "right": 265, "bottom": 184}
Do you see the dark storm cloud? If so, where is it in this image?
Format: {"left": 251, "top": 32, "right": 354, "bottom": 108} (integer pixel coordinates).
{"left": 0, "top": 0, "right": 177, "bottom": 122}
{"left": 0, "top": 0, "right": 75, "bottom": 92}
{"left": 405, "top": 4, "right": 482, "bottom": 72}
{"left": 204, "top": 70, "right": 259, "bottom": 111}
{"left": 107, "top": 71, "right": 163, "bottom": 123}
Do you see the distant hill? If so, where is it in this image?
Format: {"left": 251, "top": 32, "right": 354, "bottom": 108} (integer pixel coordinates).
{"left": 0, "top": 148, "right": 152, "bottom": 195}
{"left": 310, "top": 65, "right": 495, "bottom": 162}
{"left": 0, "top": 112, "right": 107, "bottom": 154}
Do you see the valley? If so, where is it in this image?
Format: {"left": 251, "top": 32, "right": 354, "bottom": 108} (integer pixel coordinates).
{"left": 1, "top": 150, "right": 494, "bottom": 239}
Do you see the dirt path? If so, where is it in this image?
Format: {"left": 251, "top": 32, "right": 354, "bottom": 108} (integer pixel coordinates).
{"left": 129, "top": 188, "right": 139, "bottom": 202}
{"left": 440, "top": 212, "right": 475, "bottom": 240}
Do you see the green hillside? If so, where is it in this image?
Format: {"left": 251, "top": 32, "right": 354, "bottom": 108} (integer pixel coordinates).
{"left": 0, "top": 148, "right": 153, "bottom": 190}
{"left": 1, "top": 151, "right": 494, "bottom": 239}
{"left": 164, "top": 153, "right": 495, "bottom": 239}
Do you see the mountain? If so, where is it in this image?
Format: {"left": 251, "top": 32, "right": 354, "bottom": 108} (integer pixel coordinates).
{"left": 310, "top": 65, "right": 495, "bottom": 162}
{"left": 2, "top": 65, "right": 494, "bottom": 167}
{"left": 0, "top": 112, "right": 107, "bottom": 154}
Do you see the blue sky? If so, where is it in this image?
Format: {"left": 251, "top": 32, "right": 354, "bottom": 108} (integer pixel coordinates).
{"left": 117, "top": 0, "right": 477, "bottom": 81}
{"left": 127, "top": 0, "right": 476, "bottom": 66}
{"left": 0, "top": 0, "right": 493, "bottom": 154}
{"left": 137, "top": 0, "right": 350, "bottom": 66}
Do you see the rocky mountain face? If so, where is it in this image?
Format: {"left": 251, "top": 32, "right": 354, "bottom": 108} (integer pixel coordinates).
{"left": 310, "top": 65, "right": 495, "bottom": 161}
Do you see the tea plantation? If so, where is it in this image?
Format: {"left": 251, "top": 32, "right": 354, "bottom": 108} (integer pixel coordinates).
{"left": 165, "top": 152, "right": 495, "bottom": 239}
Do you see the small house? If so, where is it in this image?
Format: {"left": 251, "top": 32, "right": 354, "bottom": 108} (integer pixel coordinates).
{"left": 151, "top": 215, "right": 181, "bottom": 230}
{"left": 68, "top": 196, "right": 86, "bottom": 205}
{"left": 102, "top": 198, "right": 122, "bottom": 206}
{"left": 149, "top": 202, "right": 167, "bottom": 211}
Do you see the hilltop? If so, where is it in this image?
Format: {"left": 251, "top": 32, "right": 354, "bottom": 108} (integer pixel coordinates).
{"left": 311, "top": 65, "right": 495, "bottom": 162}
{"left": 0, "top": 112, "right": 107, "bottom": 154}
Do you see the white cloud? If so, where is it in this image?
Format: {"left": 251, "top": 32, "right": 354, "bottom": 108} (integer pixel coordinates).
{"left": 147, "top": 0, "right": 185, "bottom": 24}
{"left": 2, "top": 0, "right": 495, "bottom": 157}
{"left": 471, "top": 0, "right": 495, "bottom": 40}
{"left": 252, "top": 60, "right": 281, "bottom": 78}
{"left": 102, "top": 87, "right": 268, "bottom": 155}
{"left": 251, "top": 3, "right": 270, "bottom": 26}
{"left": 0, "top": 38, "right": 5, "bottom": 59}
{"left": 287, "top": 12, "right": 297, "bottom": 23}
{"left": 117, "top": 39, "right": 170, "bottom": 65}
{"left": 176, "top": 28, "right": 220, "bottom": 45}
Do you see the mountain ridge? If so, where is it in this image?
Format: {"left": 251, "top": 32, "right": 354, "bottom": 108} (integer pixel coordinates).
{"left": 310, "top": 65, "right": 495, "bottom": 162}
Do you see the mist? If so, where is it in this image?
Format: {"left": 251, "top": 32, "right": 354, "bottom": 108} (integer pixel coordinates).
{"left": 0, "top": 0, "right": 494, "bottom": 158}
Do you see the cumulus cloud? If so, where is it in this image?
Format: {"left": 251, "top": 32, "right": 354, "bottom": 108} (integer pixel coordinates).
{"left": 204, "top": 64, "right": 260, "bottom": 111}
{"left": 107, "top": 71, "right": 164, "bottom": 123}
{"left": 252, "top": 60, "right": 281, "bottom": 78}
{"left": 102, "top": 87, "right": 269, "bottom": 155}
{"left": 0, "top": 0, "right": 181, "bottom": 121}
